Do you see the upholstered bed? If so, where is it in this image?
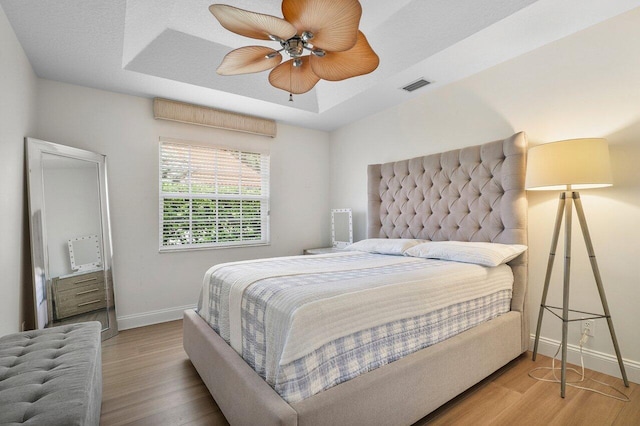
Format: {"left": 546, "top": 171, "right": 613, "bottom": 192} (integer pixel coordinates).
{"left": 183, "top": 132, "right": 528, "bottom": 425}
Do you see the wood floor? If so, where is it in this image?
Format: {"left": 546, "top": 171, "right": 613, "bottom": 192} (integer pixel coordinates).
{"left": 100, "top": 320, "right": 638, "bottom": 426}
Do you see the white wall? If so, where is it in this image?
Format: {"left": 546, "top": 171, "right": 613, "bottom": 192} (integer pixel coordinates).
{"left": 33, "top": 80, "right": 331, "bottom": 329}
{"left": 330, "top": 8, "right": 640, "bottom": 381}
{"left": 0, "top": 5, "right": 37, "bottom": 335}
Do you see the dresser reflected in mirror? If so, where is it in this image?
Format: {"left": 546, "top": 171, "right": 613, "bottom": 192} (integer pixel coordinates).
{"left": 26, "top": 138, "right": 117, "bottom": 340}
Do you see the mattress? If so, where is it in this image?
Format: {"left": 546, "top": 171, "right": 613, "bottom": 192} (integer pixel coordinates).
{"left": 197, "top": 251, "right": 513, "bottom": 402}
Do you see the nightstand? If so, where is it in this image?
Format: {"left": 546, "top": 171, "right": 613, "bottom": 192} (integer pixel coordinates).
{"left": 303, "top": 247, "right": 344, "bottom": 255}
{"left": 52, "top": 270, "right": 107, "bottom": 320}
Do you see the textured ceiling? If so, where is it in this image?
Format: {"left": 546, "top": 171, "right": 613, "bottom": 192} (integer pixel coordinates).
{"left": 2, "top": 0, "right": 640, "bottom": 130}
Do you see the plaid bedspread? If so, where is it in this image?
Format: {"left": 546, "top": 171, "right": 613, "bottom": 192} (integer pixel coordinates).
{"left": 197, "top": 252, "right": 512, "bottom": 402}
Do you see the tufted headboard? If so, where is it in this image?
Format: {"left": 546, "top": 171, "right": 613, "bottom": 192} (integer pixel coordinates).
{"left": 367, "top": 132, "right": 528, "bottom": 350}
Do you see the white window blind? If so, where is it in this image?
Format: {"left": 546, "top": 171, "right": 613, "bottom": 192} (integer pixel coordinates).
{"left": 159, "top": 140, "right": 270, "bottom": 250}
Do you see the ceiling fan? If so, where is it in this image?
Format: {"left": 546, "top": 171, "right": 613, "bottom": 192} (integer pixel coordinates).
{"left": 209, "top": 0, "right": 379, "bottom": 100}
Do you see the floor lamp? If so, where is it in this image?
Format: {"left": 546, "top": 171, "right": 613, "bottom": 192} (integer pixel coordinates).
{"left": 526, "top": 138, "right": 629, "bottom": 398}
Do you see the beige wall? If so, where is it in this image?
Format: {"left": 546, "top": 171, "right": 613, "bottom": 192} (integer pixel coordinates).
{"left": 330, "top": 8, "right": 640, "bottom": 380}
{"left": 31, "top": 80, "right": 331, "bottom": 329}
{"left": 0, "top": 5, "right": 37, "bottom": 336}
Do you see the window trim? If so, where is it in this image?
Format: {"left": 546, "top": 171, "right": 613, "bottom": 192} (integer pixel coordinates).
{"left": 158, "top": 138, "right": 270, "bottom": 252}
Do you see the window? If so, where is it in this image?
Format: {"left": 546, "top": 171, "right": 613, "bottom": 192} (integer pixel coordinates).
{"left": 159, "top": 139, "right": 270, "bottom": 250}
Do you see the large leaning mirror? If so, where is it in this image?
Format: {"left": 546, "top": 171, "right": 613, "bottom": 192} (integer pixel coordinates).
{"left": 26, "top": 138, "right": 118, "bottom": 340}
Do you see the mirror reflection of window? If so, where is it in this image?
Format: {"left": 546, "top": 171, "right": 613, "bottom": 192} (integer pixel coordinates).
{"left": 331, "top": 209, "right": 353, "bottom": 249}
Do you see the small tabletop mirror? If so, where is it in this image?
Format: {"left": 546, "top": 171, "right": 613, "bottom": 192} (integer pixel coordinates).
{"left": 331, "top": 209, "right": 353, "bottom": 249}
{"left": 68, "top": 234, "right": 102, "bottom": 273}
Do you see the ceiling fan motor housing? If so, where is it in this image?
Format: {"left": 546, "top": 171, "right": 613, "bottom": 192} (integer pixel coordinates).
{"left": 283, "top": 37, "right": 305, "bottom": 58}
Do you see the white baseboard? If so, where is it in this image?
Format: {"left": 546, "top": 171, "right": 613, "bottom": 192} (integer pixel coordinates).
{"left": 530, "top": 335, "right": 640, "bottom": 384}
{"left": 117, "top": 304, "right": 196, "bottom": 330}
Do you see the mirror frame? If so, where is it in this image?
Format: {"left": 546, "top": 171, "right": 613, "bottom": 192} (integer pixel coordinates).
{"left": 331, "top": 208, "right": 353, "bottom": 249}
{"left": 26, "top": 137, "right": 118, "bottom": 340}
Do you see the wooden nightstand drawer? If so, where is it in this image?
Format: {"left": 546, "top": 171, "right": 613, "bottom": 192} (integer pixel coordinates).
{"left": 55, "top": 286, "right": 107, "bottom": 318}
{"left": 56, "top": 299, "right": 107, "bottom": 319}
{"left": 54, "top": 271, "right": 104, "bottom": 293}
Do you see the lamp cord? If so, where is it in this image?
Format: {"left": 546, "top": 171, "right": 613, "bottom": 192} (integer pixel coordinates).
{"left": 528, "top": 331, "right": 630, "bottom": 402}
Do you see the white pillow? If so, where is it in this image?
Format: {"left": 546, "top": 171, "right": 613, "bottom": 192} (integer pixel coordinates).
{"left": 404, "top": 241, "right": 527, "bottom": 267}
{"left": 344, "top": 238, "right": 424, "bottom": 256}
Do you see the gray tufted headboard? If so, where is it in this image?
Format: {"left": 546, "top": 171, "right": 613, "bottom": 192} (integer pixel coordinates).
{"left": 367, "top": 132, "right": 528, "bottom": 351}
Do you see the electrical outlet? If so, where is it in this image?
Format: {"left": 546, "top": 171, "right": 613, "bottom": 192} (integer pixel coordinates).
{"left": 581, "top": 319, "right": 595, "bottom": 337}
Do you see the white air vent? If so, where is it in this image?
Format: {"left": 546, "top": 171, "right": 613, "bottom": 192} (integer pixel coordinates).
{"left": 402, "top": 78, "right": 431, "bottom": 92}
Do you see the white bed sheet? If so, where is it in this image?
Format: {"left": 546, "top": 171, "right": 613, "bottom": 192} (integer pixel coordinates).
{"left": 198, "top": 252, "right": 514, "bottom": 401}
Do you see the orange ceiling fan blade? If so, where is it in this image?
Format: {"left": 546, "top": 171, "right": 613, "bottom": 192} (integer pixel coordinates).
{"left": 210, "top": 4, "right": 297, "bottom": 41}
{"left": 282, "top": 0, "right": 361, "bottom": 52}
{"left": 310, "top": 31, "right": 379, "bottom": 81}
{"left": 268, "top": 57, "right": 320, "bottom": 94}
{"left": 217, "top": 46, "right": 282, "bottom": 75}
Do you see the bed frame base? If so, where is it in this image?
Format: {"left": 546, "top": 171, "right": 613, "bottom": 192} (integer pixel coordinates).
{"left": 183, "top": 309, "right": 523, "bottom": 426}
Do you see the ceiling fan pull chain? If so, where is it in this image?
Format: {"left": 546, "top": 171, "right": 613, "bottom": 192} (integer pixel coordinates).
{"left": 289, "top": 66, "right": 293, "bottom": 102}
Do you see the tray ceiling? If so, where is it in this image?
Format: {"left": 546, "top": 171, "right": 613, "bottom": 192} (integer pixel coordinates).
{"left": 2, "top": 0, "right": 639, "bottom": 130}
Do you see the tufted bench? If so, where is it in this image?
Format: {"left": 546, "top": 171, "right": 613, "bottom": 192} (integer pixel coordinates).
{"left": 0, "top": 322, "right": 102, "bottom": 425}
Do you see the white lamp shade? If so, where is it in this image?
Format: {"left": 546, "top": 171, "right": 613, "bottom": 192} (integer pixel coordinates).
{"left": 525, "top": 138, "right": 613, "bottom": 191}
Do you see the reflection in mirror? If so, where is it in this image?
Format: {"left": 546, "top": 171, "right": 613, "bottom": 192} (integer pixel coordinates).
{"left": 331, "top": 209, "right": 353, "bottom": 249}
{"left": 26, "top": 138, "right": 118, "bottom": 340}
{"left": 69, "top": 235, "right": 102, "bottom": 272}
